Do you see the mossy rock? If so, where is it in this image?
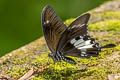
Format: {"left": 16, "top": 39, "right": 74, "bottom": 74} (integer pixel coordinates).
{"left": 0, "top": 0, "right": 120, "bottom": 80}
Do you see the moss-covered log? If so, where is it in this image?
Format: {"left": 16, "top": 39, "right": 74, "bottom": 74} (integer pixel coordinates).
{"left": 0, "top": 0, "right": 120, "bottom": 80}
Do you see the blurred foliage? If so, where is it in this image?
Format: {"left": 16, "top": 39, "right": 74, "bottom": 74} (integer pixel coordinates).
{"left": 90, "top": 20, "right": 120, "bottom": 31}
{"left": 0, "top": 0, "right": 109, "bottom": 56}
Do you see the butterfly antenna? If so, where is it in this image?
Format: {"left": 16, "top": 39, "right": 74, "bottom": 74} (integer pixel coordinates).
{"left": 100, "top": 44, "right": 116, "bottom": 49}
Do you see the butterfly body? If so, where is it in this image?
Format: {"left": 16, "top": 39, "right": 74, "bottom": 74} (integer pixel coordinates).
{"left": 41, "top": 5, "right": 116, "bottom": 64}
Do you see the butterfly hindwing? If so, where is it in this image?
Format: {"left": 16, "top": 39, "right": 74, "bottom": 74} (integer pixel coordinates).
{"left": 56, "top": 13, "right": 90, "bottom": 51}
{"left": 42, "top": 5, "right": 67, "bottom": 53}
{"left": 56, "top": 13, "right": 101, "bottom": 58}
{"left": 63, "top": 36, "right": 100, "bottom": 58}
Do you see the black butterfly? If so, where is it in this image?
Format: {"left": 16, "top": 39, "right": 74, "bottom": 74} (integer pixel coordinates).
{"left": 41, "top": 5, "right": 116, "bottom": 64}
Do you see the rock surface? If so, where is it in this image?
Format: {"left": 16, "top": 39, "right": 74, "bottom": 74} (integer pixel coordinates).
{"left": 0, "top": 0, "right": 120, "bottom": 80}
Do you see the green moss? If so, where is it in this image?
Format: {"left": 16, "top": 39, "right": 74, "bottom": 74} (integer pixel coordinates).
{"left": 32, "top": 52, "right": 49, "bottom": 66}
{"left": 99, "top": 11, "right": 120, "bottom": 19}
{"left": 114, "top": 44, "right": 120, "bottom": 51}
{"left": 89, "top": 20, "right": 120, "bottom": 31}
{"left": 29, "top": 46, "right": 116, "bottom": 80}
{"left": 7, "top": 66, "right": 29, "bottom": 79}
{"left": 12, "top": 57, "right": 30, "bottom": 65}
{"left": 31, "top": 77, "right": 46, "bottom": 80}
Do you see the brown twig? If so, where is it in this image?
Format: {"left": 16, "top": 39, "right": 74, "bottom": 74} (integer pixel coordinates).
{"left": 18, "top": 62, "right": 51, "bottom": 80}
{"left": 37, "top": 62, "right": 51, "bottom": 73}
{"left": 18, "top": 67, "right": 34, "bottom": 80}
{"left": 0, "top": 62, "right": 51, "bottom": 80}
{"left": 0, "top": 72, "right": 14, "bottom": 80}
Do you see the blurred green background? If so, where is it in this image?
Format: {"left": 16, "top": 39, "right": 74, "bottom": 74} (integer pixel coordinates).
{"left": 0, "top": 0, "right": 109, "bottom": 57}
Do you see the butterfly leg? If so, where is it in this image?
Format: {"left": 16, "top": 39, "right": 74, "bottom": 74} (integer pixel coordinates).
{"left": 62, "top": 56, "right": 76, "bottom": 64}
{"left": 53, "top": 59, "right": 57, "bottom": 64}
{"left": 48, "top": 53, "right": 62, "bottom": 64}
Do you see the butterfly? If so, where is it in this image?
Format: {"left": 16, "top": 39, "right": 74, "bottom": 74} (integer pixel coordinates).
{"left": 41, "top": 5, "right": 116, "bottom": 64}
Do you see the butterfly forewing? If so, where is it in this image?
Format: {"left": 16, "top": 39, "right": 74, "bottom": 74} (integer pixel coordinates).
{"left": 42, "top": 6, "right": 67, "bottom": 53}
